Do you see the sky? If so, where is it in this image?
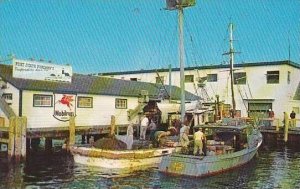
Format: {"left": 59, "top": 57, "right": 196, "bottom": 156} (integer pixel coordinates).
{"left": 0, "top": 0, "right": 300, "bottom": 74}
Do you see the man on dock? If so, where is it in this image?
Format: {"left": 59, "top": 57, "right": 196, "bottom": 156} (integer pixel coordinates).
{"left": 268, "top": 109, "right": 275, "bottom": 127}
{"left": 290, "top": 111, "right": 296, "bottom": 128}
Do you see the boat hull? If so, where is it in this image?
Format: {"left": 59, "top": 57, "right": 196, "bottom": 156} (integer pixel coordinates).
{"left": 71, "top": 146, "right": 177, "bottom": 169}
{"left": 159, "top": 135, "right": 262, "bottom": 177}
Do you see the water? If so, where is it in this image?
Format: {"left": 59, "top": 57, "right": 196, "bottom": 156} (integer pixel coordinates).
{"left": 0, "top": 143, "right": 300, "bottom": 189}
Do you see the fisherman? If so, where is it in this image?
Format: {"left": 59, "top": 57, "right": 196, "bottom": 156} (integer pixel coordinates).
{"left": 126, "top": 122, "right": 134, "bottom": 150}
{"left": 148, "top": 119, "right": 157, "bottom": 141}
{"left": 180, "top": 126, "right": 190, "bottom": 154}
{"left": 193, "top": 127, "right": 205, "bottom": 156}
{"left": 140, "top": 114, "right": 149, "bottom": 140}
{"left": 268, "top": 109, "right": 275, "bottom": 127}
{"left": 290, "top": 110, "right": 296, "bottom": 128}
{"left": 153, "top": 127, "right": 177, "bottom": 148}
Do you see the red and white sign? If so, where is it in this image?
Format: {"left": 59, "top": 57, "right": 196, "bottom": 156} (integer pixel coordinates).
{"left": 53, "top": 94, "right": 76, "bottom": 121}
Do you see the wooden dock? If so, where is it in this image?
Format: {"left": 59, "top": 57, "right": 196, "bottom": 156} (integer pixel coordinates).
{"left": 0, "top": 115, "right": 129, "bottom": 162}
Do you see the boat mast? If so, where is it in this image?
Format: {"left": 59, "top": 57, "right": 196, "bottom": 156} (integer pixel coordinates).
{"left": 229, "top": 23, "right": 236, "bottom": 117}
{"left": 178, "top": 7, "right": 185, "bottom": 123}
{"left": 165, "top": 0, "right": 195, "bottom": 123}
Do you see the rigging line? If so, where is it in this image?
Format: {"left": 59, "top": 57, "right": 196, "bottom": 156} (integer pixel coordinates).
{"left": 155, "top": 70, "right": 170, "bottom": 99}
{"left": 246, "top": 79, "right": 253, "bottom": 99}
{"left": 185, "top": 19, "right": 198, "bottom": 67}
{"left": 236, "top": 84, "right": 248, "bottom": 111}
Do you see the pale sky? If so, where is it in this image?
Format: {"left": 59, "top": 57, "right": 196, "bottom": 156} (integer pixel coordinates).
{"left": 1, "top": 0, "right": 300, "bottom": 74}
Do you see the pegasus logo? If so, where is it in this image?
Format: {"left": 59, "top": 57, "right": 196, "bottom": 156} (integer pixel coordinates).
{"left": 56, "top": 94, "right": 74, "bottom": 110}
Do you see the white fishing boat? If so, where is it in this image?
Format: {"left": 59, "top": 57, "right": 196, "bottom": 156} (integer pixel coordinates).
{"left": 71, "top": 144, "right": 177, "bottom": 169}
{"left": 158, "top": 1, "right": 263, "bottom": 177}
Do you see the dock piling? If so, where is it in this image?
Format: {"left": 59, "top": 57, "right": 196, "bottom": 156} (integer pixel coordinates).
{"left": 284, "top": 112, "right": 289, "bottom": 142}
{"left": 69, "top": 116, "right": 76, "bottom": 146}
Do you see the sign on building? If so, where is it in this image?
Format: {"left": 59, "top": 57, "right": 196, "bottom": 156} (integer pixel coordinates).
{"left": 53, "top": 94, "right": 76, "bottom": 121}
{"left": 12, "top": 59, "right": 72, "bottom": 82}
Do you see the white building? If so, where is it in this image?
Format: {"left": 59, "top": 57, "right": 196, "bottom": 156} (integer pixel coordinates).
{"left": 100, "top": 60, "right": 300, "bottom": 122}
{"left": 0, "top": 61, "right": 199, "bottom": 136}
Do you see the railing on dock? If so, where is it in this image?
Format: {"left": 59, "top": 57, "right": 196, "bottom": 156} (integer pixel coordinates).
{"left": 258, "top": 118, "right": 300, "bottom": 131}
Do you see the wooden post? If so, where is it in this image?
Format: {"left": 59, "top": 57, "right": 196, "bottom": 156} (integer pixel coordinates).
{"left": 8, "top": 117, "right": 16, "bottom": 161}
{"left": 15, "top": 117, "right": 21, "bottom": 162}
{"left": 69, "top": 116, "right": 76, "bottom": 146}
{"left": 284, "top": 112, "right": 289, "bottom": 142}
{"left": 20, "top": 117, "right": 27, "bottom": 161}
{"left": 275, "top": 118, "right": 279, "bottom": 132}
{"left": 110, "top": 115, "right": 116, "bottom": 136}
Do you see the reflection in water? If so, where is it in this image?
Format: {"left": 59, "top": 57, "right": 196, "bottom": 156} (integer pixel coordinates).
{"left": 0, "top": 143, "right": 300, "bottom": 188}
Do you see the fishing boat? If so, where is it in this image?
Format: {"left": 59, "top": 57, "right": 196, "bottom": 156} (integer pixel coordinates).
{"left": 71, "top": 143, "right": 177, "bottom": 169}
{"left": 70, "top": 126, "right": 181, "bottom": 169}
{"left": 158, "top": 1, "right": 263, "bottom": 177}
{"left": 159, "top": 118, "right": 262, "bottom": 177}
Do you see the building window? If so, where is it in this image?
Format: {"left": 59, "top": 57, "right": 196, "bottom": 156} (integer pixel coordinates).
{"left": 130, "top": 78, "right": 137, "bottom": 81}
{"left": 184, "top": 75, "right": 194, "bottom": 83}
{"left": 267, "top": 71, "right": 279, "bottom": 84}
{"left": 77, "top": 96, "right": 93, "bottom": 108}
{"left": 234, "top": 72, "right": 246, "bottom": 85}
{"left": 115, "top": 98, "right": 127, "bottom": 109}
{"left": 155, "top": 76, "right": 165, "bottom": 84}
{"left": 2, "top": 93, "right": 12, "bottom": 100}
{"left": 207, "top": 74, "right": 218, "bottom": 82}
{"left": 33, "top": 94, "right": 53, "bottom": 107}
{"left": 287, "top": 71, "right": 291, "bottom": 84}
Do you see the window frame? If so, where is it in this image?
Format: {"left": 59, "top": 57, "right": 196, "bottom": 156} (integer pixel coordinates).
{"left": 2, "top": 93, "right": 12, "bottom": 100}
{"left": 266, "top": 71, "right": 280, "bottom": 84}
{"left": 33, "top": 94, "right": 53, "bottom": 107}
{"left": 77, "top": 96, "right": 93, "bottom": 108}
{"left": 115, "top": 98, "right": 127, "bottom": 109}
{"left": 207, "top": 74, "right": 218, "bottom": 82}
{"left": 184, "top": 75, "right": 194, "bottom": 83}
{"left": 233, "top": 72, "right": 246, "bottom": 85}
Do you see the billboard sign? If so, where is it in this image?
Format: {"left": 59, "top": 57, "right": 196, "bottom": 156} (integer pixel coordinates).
{"left": 53, "top": 94, "right": 76, "bottom": 121}
{"left": 12, "top": 59, "right": 72, "bottom": 82}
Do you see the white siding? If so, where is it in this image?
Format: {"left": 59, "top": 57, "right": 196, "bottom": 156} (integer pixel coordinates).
{"left": 105, "top": 64, "right": 300, "bottom": 120}
{"left": 22, "top": 91, "right": 139, "bottom": 129}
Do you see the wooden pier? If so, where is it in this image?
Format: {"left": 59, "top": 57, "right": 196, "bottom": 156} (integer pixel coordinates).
{"left": 258, "top": 114, "right": 300, "bottom": 144}
{"left": 0, "top": 115, "right": 129, "bottom": 162}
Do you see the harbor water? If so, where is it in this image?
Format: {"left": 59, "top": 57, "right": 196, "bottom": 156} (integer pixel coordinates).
{"left": 0, "top": 142, "right": 300, "bottom": 189}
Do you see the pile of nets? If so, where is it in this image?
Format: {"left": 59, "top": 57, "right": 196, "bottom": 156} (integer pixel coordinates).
{"left": 93, "top": 136, "right": 127, "bottom": 150}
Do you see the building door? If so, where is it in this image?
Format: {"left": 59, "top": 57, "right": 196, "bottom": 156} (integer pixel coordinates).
{"left": 248, "top": 103, "right": 272, "bottom": 118}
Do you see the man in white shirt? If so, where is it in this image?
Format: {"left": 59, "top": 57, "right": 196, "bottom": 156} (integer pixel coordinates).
{"left": 126, "top": 123, "right": 134, "bottom": 149}
{"left": 193, "top": 127, "right": 205, "bottom": 156}
{"left": 140, "top": 115, "right": 149, "bottom": 140}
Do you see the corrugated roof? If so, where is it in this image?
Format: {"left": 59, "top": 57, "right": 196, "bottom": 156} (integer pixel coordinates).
{"left": 0, "top": 64, "right": 199, "bottom": 101}
{"left": 100, "top": 60, "right": 300, "bottom": 76}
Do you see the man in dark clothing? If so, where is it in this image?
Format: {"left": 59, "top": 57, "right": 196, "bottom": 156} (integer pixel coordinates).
{"left": 290, "top": 111, "right": 296, "bottom": 128}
